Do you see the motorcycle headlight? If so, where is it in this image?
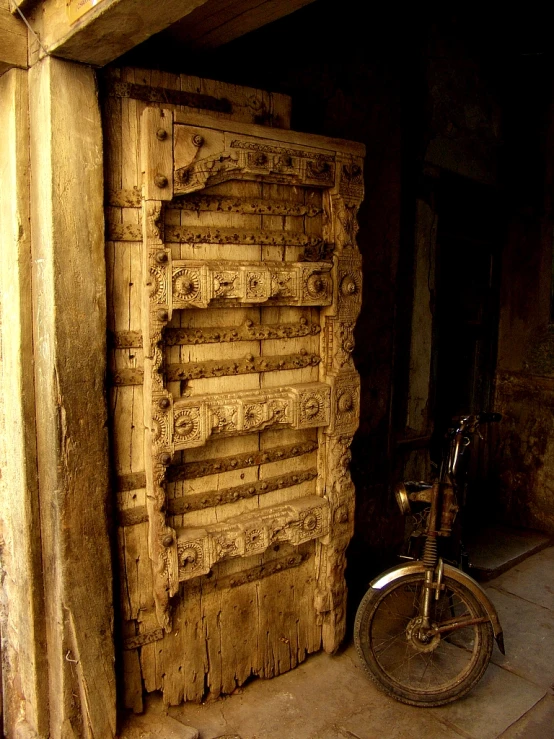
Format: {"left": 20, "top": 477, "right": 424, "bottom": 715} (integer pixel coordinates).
{"left": 394, "top": 482, "right": 411, "bottom": 516}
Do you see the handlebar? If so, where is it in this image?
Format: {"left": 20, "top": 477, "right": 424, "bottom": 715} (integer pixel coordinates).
{"left": 451, "top": 412, "right": 502, "bottom": 434}
{"left": 446, "top": 412, "right": 502, "bottom": 476}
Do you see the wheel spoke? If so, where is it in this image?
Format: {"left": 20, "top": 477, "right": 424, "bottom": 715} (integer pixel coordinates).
{"left": 354, "top": 574, "right": 494, "bottom": 704}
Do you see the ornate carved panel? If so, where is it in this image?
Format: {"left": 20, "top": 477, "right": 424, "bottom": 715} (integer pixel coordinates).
{"left": 137, "top": 110, "right": 364, "bottom": 637}
{"left": 177, "top": 495, "right": 330, "bottom": 580}
{"left": 107, "top": 82, "right": 364, "bottom": 707}
{"left": 168, "top": 260, "right": 333, "bottom": 309}
{"left": 149, "top": 256, "right": 334, "bottom": 311}
{"left": 152, "top": 383, "right": 331, "bottom": 452}
{"left": 174, "top": 128, "right": 338, "bottom": 194}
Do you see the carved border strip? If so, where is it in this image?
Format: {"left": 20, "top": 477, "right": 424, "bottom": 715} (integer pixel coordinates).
{"left": 195, "top": 551, "right": 308, "bottom": 594}
{"left": 109, "top": 223, "right": 328, "bottom": 246}
{"left": 177, "top": 495, "right": 329, "bottom": 581}
{"left": 229, "top": 140, "right": 335, "bottom": 161}
{"left": 109, "top": 320, "right": 321, "bottom": 349}
{"left": 168, "top": 439, "right": 318, "bottom": 481}
{"left": 314, "top": 152, "right": 364, "bottom": 652}
{"left": 165, "top": 319, "right": 320, "bottom": 345}
{"left": 107, "top": 189, "right": 323, "bottom": 217}
{"left": 165, "top": 352, "right": 320, "bottom": 382}
{"left": 170, "top": 194, "right": 322, "bottom": 217}
{"left": 164, "top": 226, "right": 324, "bottom": 248}
{"left": 168, "top": 468, "right": 318, "bottom": 515}
{"left": 118, "top": 465, "right": 318, "bottom": 526}
{"left": 116, "top": 440, "right": 318, "bottom": 498}
{"left": 141, "top": 107, "right": 178, "bottom": 631}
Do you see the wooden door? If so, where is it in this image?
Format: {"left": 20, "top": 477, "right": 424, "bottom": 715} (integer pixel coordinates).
{"left": 104, "top": 67, "right": 364, "bottom": 710}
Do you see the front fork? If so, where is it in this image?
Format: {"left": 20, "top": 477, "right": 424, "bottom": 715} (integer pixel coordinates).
{"left": 420, "top": 540, "right": 443, "bottom": 631}
{"left": 419, "top": 481, "right": 442, "bottom": 633}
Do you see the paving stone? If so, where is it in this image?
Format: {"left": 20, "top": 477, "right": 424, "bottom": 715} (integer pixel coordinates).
{"left": 487, "top": 546, "right": 554, "bottom": 611}
{"left": 499, "top": 693, "right": 554, "bottom": 738}
{"left": 118, "top": 711, "right": 199, "bottom": 739}
{"left": 433, "top": 662, "right": 545, "bottom": 739}
{"left": 486, "top": 586, "right": 554, "bottom": 688}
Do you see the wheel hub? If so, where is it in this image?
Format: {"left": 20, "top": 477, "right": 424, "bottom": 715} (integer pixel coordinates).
{"left": 406, "top": 617, "right": 441, "bottom": 653}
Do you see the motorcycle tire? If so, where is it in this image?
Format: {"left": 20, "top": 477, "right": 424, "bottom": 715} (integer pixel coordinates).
{"left": 354, "top": 573, "right": 494, "bottom": 707}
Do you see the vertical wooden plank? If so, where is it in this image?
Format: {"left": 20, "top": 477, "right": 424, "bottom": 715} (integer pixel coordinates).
{"left": 219, "top": 580, "right": 259, "bottom": 693}
{"left": 28, "top": 57, "right": 115, "bottom": 738}
{"left": 0, "top": 67, "right": 49, "bottom": 739}
{"left": 181, "top": 583, "right": 208, "bottom": 702}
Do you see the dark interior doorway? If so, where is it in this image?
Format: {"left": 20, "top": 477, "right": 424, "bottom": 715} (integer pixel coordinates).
{"left": 430, "top": 174, "right": 503, "bottom": 534}
{"left": 432, "top": 173, "right": 502, "bottom": 432}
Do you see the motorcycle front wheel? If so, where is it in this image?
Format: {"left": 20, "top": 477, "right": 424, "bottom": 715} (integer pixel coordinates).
{"left": 354, "top": 573, "right": 494, "bottom": 707}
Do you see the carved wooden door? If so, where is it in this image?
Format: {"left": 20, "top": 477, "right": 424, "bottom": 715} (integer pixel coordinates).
{"left": 104, "top": 68, "right": 364, "bottom": 710}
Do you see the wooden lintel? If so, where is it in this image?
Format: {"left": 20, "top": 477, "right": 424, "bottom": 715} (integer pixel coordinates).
{"left": 31, "top": 0, "right": 210, "bottom": 67}
{"left": 165, "top": 0, "right": 319, "bottom": 51}
{"left": 24, "top": 0, "right": 318, "bottom": 67}
{"left": 0, "top": 2, "right": 28, "bottom": 73}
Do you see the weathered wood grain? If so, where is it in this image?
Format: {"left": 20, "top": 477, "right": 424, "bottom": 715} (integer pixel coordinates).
{"left": 103, "top": 66, "right": 292, "bottom": 129}
{"left": 0, "top": 3, "right": 27, "bottom": 72}
{"left": 166, "top": 0, "right": 318, "bottom": 52}
{"left": 29, "top": 0, "right": 210, "bottom": 66}
{"left": 0, "top": 67, "right": 48, "bottom": 739}
{"left": 29, "top": 57, "right": 115, "bottom": 738}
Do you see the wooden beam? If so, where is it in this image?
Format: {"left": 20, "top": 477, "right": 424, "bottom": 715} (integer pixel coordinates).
{"left": 165, "top": 0, "right": 318, "bottom": 50}
{"left": 0, "top": 67, "right": 49, "bottom": 739}
{"left": 28, "top": 56, "right": 116, "bottom": 737}
{"left": 0, "top": 0, "right": 27, "bottom": 74}
{"left": 28, "top": 0, "right": 210, "bottom": 66}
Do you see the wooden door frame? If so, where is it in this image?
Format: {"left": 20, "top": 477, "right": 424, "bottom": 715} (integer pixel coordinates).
{"left": 1, "top": 56, "right": 116, "bottom": 738}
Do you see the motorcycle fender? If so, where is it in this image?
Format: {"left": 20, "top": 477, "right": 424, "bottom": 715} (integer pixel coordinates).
{"left": 370, "top": 561, "right": 505, "bottom": 653}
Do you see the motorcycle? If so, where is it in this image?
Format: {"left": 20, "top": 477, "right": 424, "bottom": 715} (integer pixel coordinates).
{"left": 353, "top": 413, "right": 505, "bottom": 707}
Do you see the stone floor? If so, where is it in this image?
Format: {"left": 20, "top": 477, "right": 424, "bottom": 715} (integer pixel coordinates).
{"left": 120, "top": 545, "right": 554, "bottom": 739}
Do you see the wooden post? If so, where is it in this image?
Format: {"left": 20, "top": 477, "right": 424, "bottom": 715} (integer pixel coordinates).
{"left": 28, "top": 56, "right": 116, "bottom": 738}
{"left": 0, "top": 67, "right": 49, "bottom": 739}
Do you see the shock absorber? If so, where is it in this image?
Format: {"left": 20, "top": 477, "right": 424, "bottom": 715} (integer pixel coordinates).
{"left": 422, "top": 536, "right": 438, "bottom": 569}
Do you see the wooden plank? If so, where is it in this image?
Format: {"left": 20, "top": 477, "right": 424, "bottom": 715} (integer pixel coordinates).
{"left": 166, "top": 0, "right": 318, "bottom": 51}
{"left": 28, "top": 56, "right": 115, "bottom": 738}
{"left": 29, "top": 0, "right": 210, "bottom": 66}
{"left": 0, "top": 67, "right": 48, "bottom": 739}
{"left": 102, "top": 66, "right": 292, "bottom": 129}
{"left": 0, "top": 4, "right": 27, "bottom": 69}
{"left": 174, "top": 113, "right": 366, "bottom": 156}
{"left": 182, "top": 73, "right": 291, "bottom": 128}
